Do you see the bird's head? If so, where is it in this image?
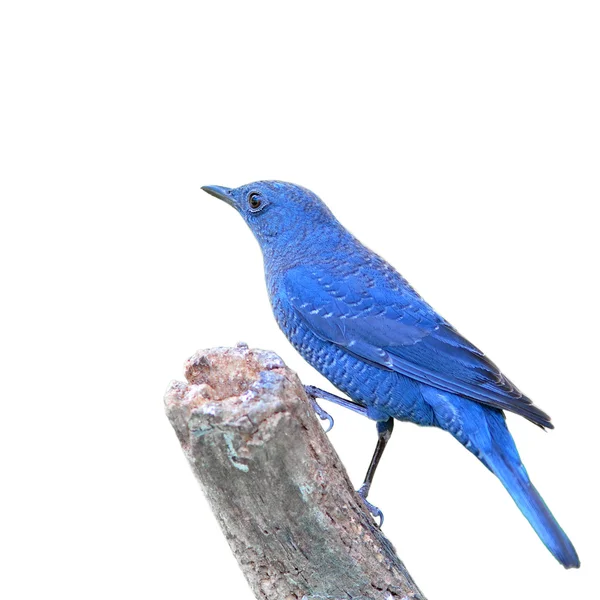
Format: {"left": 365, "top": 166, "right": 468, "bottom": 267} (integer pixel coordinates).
{"left": 201, "top": 180, "right": 341, "bottom": 255}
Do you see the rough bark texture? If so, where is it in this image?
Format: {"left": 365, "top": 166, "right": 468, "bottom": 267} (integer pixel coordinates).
{"left": 164, "top": 344, "right": 426, "bottom": 600}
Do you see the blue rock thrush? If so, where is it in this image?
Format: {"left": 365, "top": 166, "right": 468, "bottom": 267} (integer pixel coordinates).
{"left": 201, "top": 180, "right": 579, "bottom": 568}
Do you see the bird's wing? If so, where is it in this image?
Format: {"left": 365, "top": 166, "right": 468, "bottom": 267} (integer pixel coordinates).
{"left": 282, "top": 266, "right": 552, "bottom": 428}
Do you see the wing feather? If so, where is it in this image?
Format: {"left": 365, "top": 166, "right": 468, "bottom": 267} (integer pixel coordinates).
{"left": 283, "top": 266, "right": 552, "bottom": 428}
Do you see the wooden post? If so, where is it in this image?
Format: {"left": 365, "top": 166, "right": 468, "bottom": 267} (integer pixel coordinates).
{"left": 165, "top": 344, "right": 426, "bottom": 600}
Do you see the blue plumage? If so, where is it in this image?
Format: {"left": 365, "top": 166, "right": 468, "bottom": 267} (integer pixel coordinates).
{"left": 202, "top": 180, "right": 579, "bottom": 568}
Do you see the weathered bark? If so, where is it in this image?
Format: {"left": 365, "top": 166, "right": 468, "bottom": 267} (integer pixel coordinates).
{"left": 164, "top": 344, "right": 426, "bottom": 600}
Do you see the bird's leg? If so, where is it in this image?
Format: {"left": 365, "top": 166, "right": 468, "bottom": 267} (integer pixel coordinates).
{"left": 304, "top": 385, "right": 392, "bottom": 525}
{"left": 305, "top": 385, "right": 368, "bottom": 414}
{"left": 304, "top": 385, "right": 369, "bottom": 432}
{"left": 357, "top": 417, "right": 394, "bottom": 526}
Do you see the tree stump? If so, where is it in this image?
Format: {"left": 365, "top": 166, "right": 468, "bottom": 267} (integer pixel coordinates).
{"left": 164, "top": 344, "right": 426, "bottom": 600}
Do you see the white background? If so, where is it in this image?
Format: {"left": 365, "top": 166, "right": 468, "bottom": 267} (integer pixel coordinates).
{"left": 1, "top": 2, "right": 598, "bottom": 599}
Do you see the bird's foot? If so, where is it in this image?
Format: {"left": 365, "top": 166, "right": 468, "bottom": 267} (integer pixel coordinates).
{"left": 304, "top": 385, "right": 368, "bottom": 418}
{"left": 307, "top": 396, "right": 334, "bottom": 432}
{"left": 357, "top": 484, "right": 384, "bottom": 527}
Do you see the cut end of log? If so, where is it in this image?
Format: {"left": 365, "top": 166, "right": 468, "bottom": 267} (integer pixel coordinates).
{"left": 165, "top": 345, "right": 425, "bottom": 600}
{"left": 165, "top": 344, "right": 289, "bottom": 456}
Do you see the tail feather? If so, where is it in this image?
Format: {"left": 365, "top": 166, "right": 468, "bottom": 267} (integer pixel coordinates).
{"left": 482, "top": 413, "right": 580, "bottom": 569}
{"left": 424, "top": 387, "right": 579, "bottom": 567}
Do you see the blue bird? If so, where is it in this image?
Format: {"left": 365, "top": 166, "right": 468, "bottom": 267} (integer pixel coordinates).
{"left": 202, "top": 180, "right": 579, "bottom": 569}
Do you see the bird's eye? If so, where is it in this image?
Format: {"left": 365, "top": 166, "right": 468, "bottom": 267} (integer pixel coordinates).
{"left": 248, "top": 192, "right": 262, "bottom": 210}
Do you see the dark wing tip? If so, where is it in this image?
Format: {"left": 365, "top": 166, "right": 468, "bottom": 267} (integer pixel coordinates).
{"left": 516, "top": 398, "right": 553, "bottom": 429}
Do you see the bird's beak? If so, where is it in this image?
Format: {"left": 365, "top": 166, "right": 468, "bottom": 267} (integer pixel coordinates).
{"left": 201, "top": 185, "right": 237, "bottom": 208}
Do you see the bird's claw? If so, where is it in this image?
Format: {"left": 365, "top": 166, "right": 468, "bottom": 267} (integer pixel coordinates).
{"left": 309, "top": 397, "right": 334, "bottom": 432}
{"left": 357, "top": 484, "right": 384, "bottom": 527}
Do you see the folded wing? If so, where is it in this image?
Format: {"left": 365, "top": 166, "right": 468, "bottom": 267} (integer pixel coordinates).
{"left": 283, "top": 266, "right": 552, "bottom": 429}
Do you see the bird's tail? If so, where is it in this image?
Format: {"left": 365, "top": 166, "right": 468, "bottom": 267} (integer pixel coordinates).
{"left": 480, "top": 411, "right": 580, "bottom": 569}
